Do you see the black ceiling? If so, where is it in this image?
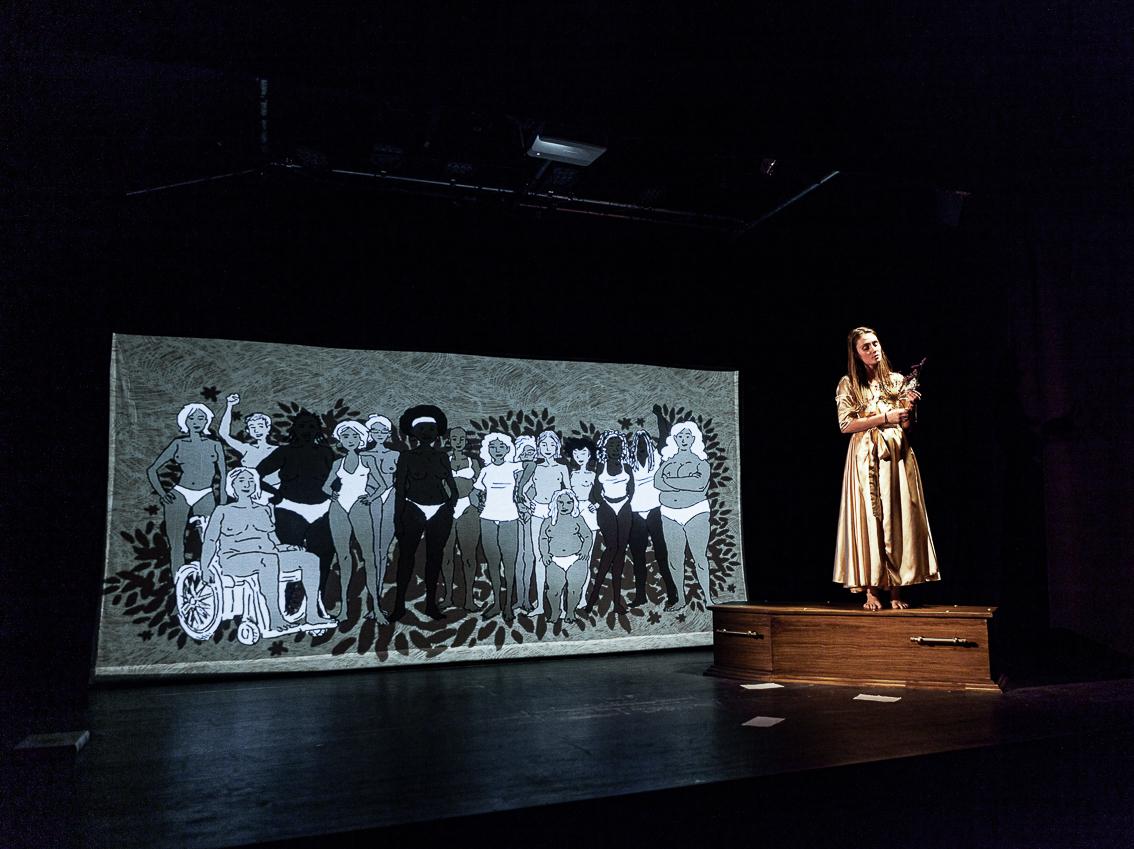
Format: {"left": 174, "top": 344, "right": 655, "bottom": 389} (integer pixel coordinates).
{"left": 4, "top": 1, "right": 1132, "bottom": 229}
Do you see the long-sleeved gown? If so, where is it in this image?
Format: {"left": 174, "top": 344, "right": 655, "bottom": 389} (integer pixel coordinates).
{"left": 833, "top": 374, "right": 940, "bottom": 591}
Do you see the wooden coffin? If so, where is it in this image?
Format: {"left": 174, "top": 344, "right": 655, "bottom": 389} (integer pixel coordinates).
{"left": 708, "top": 603, "right": 1000, "bottom": 692}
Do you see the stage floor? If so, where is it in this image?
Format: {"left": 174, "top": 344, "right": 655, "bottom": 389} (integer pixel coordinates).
{"left": 7, "top": 647, "right": 1134, "bottom": 848}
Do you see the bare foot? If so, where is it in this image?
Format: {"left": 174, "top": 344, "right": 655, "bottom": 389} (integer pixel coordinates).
{"left": 890, "top": 588, "right": 909, "bottom": 610}
{"left": 863, "top": 588, "right": 883, "bottom": 611}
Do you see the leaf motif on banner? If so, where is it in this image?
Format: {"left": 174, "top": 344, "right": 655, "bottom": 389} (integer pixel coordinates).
{"left": 511, "top": 629, "right": 523, "bottom": 644}
{"left": 394, "top": 632, "right": 410, "bottom": 655}
{"left": 535, "top": 616, "right": 547, "bottom": 640}
{"left": 452, "top": 618, "right": 477, "bottom": 647}
{"left": 478, "top": 621, "right": 497, "bottom": 641}
{"left": 331, "top": 638, "right": 356, "bottom": 656}
{"left": 494, "top": 628, "right": 506, "bottom": 651}
{"left": 356, "top": 620, "right": 375, "bottom": 655}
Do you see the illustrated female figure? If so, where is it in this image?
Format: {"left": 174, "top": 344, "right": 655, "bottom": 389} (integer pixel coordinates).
{"left": 362, "top": 414, "right": 400, "bottom": 584}
{"left": 628, "top": 429, "right": 678, "bottom": 608}
{"left": 391, "top": 405, "right": 458, "bottom": 622}
{"left": 834, "top": 326, "right": 938, "bottom": 609}
{"left": 147, "top": 403, "right": 227, "bottom": 573}
{"left": 516, "top": 430, "right": 571, "bottom": 617}
{"left": 440, "top": 427, "right": 482, "bottom": 612}
{"left": 470, "top": 432, "right": 525, "bottom": 621}
{"left": 322, "top": 421, "right": 385, "bottom": 623}
{"left": 655, "top": 420, "right": 715, "bottom": 608}
{"left": 538, "top": 490, "right": 594, "bottom": 625}
{"left": 565, "top": 436, "right": 599, "bottom": 610}
{"left": 200, "top": 468, "right": 333, "bottom": 632}
{"left": 255, "top": 410, "right": 336, "bottom": 606}
{"left": 511, "top": 435, "right": 539, "bottom": 613}
{"left": 219, "top": 393, "right": 280, "bottom": 501}
{"left": 583, "top": 430, "right": 636, "bottom": 615}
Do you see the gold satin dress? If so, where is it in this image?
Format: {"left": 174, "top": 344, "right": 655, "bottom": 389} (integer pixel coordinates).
{"left": 833, "top": 374, "right": 940, "bottom": 591}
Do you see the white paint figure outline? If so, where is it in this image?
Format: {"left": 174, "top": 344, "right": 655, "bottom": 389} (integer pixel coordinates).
{"left": 324, "top": 421, "right": 387, "bottom": 624}
{"left": 469, "top": 432, "right": 526, "bottom": 621}
{"left": 511, "top": 435, "right": 538, "bottom": 614}
{"left": 362, "top": 414, "right": 400, "bottom": 587}
{"left": 538, "top": 489, "right": 593, "bottom": 625}
{"left": 516, "top": 430, "right": 571, "bottom": 618}
{"left": 147, "top": 403, "right": 227, "bottom": 575}
{"left": 176, "top": 467, "right": 334, "bottom": 645}
{"left": 655, "top": 420, "right": 716, "bottom": 607}
{"left": 564, "top": 436, "right": 599, "bottom": 611}
{"left": 219, "top": 393, "right": 280, "bottom": 502}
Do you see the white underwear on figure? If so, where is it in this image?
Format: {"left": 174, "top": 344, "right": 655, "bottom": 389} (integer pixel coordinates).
{"left": 659, "top": 501, "right": 710, "bottom": 527}
{"left": 551, "top": 554, "right": 577, "bottom": 571}
{"left": 410, "top": 500, "right": 443, "bottom": 521}
{"left": 380, "top": 487, "right": 393, "bottom": 504}
{"left": 173, "top": 485, "right": 212, "bottom": 507}
{"left": 336, "top": 461, "right": 370, "bottom": 512}
{"left": 454, "top": 459, "right": 476, "bottom": 480}
{"left": 531, "top": 502, "right": 552, "bottom": 519}
{"left": 454, "top": 496, "right": 472, "bottom": 517}
{"left": 277, "top": 498, "right": 331, "bottom": 524}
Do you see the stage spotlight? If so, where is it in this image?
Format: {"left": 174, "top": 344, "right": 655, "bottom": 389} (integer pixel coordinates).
{"left": 527, "top": 134, "right": 606, "bottom": 167}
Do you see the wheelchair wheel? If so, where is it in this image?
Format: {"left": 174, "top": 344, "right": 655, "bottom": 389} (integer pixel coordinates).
{"left": 174, "top": 562, "right": 223, "bottom": 640}
{"left": 236, "top": 620, "right": 262, "bottom": 646}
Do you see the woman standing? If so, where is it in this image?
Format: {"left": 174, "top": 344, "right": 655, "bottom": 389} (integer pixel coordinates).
{"left": 565, "top": 437, "right": 599, "bottom": 611}
{"left": 654, "top": 421, "right": 715, "bottom": 608}
{"left": 440, "top": 426, "right": 482, "bottom": 612}
{"left": 219, "top": 393, "right": 280, "bottom": 501}
{"left": 322, "top": 421, "right": 385, "bottom": 623}
{"left": 147, "top": 403, "right": 227, "bottom": 573}
{"left": 470, "top": 432, "right": 524, "bottom": 622}
{"left": 511, "top": 435, "right": 539, "bottom": 613}
{"left": 627, "top": 429, "right": 678, "bottom": 608}
{"left": 834, "top": 327, "right": 939, "bottom": 609}
{"left": 583, "top": 430, "right": 635, "bottom": 616}
{"left": 362, "top": 414, "right": 400, "bottom": 585}
{"left": 391, "top": 405, "right": 458, "bottom": 622}
{"left": 516, "top": 430, "right": 571, "bottom": 617}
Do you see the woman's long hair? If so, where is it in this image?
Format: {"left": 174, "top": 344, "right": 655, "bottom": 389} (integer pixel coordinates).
{"left": 845, "top": 326, "right": 901, "bottom": 410}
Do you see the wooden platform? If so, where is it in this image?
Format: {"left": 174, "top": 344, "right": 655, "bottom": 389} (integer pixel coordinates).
{"left": 708, "top": 603, "right": 1000, "bottom": 691}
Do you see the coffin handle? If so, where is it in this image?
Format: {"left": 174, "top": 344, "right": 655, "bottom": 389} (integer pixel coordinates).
{"left": 909, "top": 636, "right": 976, "bottom": 647}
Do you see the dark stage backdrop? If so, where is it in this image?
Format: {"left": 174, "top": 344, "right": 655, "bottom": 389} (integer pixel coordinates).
{"left": 1, "top": 173, "right": 1130, "bottom": 715}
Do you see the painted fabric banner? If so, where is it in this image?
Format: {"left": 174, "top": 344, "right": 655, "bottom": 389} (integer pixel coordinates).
{"left": 96, "top": 334, "right": 745, "bottom": 678}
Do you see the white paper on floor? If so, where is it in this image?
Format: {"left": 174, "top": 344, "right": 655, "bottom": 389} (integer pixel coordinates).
{"left": 741, "top": 682, "right": 785, "bottom": 690}
{"left": 854, "top": 694, "right": 902, "bottom": 703}
{"left": 742, "top": 716, "right": 786, "bottom": 727}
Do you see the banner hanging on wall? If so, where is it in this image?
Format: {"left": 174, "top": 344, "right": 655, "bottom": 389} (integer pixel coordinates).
{"left": 95, "top": 334, "right": 745, "bottom": 678}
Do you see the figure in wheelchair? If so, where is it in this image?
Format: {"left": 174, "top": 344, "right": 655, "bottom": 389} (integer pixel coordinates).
{"left": 175, "top": 468, "right": 336, "bottom": 645}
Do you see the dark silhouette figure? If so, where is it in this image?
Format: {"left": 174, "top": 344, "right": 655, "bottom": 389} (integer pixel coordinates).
{"left": 584, "top": 430, "right": 636, "bottom": 616}
{"left": 391, "top": 405, "right": 458, "bottom": 621}
{"left": 627, "top": 427, "right": 679, "bottom": 608}
{"left": 256, "top": 410, "right": 336, "bottom": 612}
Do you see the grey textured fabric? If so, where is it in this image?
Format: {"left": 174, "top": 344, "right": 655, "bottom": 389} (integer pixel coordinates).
{"left": 96, "top": 334, "right": 745, "bottom": 678}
